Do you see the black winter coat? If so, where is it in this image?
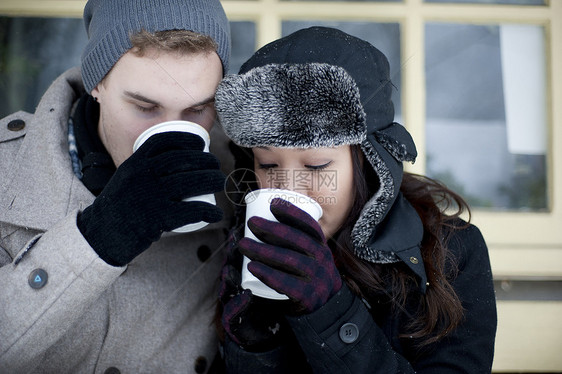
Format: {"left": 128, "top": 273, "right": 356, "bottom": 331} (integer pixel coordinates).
{"left": 222, "top": 223, "right": 497, "bottom": 373}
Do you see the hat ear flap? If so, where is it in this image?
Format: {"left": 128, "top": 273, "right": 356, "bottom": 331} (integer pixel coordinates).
{"left": 374, "top": 122, "right": 417, "bottom": 163}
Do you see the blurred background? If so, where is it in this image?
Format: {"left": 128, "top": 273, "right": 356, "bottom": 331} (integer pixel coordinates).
{"left": 1, "top": 0, "right": 560, "bottom": 371}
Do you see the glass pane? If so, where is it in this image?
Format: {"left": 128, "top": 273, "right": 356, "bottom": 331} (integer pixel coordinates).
{"left": 282, "top": 21, "right": 402, "bottom": 120}
{"left": 425, "top": 0, "right": 544, "bottom": 4}
{"left": 425, "top": 23, "right": 548, "bottom": 211}
{"left": 229, "top": 21, "right": 257, "bottom": 74}
{"left": 0, "top": 17, "right": 86, "bottom": 118}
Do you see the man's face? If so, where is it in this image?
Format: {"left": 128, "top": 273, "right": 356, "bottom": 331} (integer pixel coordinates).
{"left": 91, "top": 49, "right": 223, "bottom": 167}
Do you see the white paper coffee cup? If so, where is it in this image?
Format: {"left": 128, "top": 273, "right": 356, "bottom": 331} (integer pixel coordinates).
{"left": 242, "top": 188, "right": 323, "bottom": 300}
{"left": 133, "top": 120, "right": 216, "bottom": 233}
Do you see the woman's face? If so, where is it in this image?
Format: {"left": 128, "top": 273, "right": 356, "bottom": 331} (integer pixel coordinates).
{"left": 252, "top": 145, "right": 355, "bottom": 239}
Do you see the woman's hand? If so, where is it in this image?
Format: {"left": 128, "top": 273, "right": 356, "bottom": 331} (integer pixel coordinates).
{"left": 239, "top": 198, "right": 342, "bottom": 314}
{"left": 219, "top": 234, "right": 290, "bottom": 351}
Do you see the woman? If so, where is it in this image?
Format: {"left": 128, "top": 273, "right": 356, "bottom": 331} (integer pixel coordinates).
{"left": 214, "top": 26, "right": 496, "bottom": 373}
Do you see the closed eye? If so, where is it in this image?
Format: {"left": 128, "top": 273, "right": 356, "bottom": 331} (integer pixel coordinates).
{"left": 188, "top": 105, "right": 208, "bottom": 115}
{"left": 258, "top": 163, "right": 278, "bottom": 169}
{"left": 136, "top": 105, "right": 157, "bottom": 113}
{"left": 305, "top": 161, "right": 332, "bottom": 170}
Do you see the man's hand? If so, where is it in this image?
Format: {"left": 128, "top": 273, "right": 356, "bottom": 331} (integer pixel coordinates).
{"left": 78, "top": 131, "right": 224, "bottom": 266}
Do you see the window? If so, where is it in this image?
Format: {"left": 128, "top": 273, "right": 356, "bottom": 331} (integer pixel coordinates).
{"left": 0, "top": 16, "right": 86, "bottom": 118}
{"left": 425, "top": 23, "right": 548, "bottom": 211}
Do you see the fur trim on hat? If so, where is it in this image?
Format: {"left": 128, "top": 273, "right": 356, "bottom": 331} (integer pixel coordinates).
{"left": 216, "top": 63, "right": 366, "bottom": 148}
{"left": 352, "top": 139, "right": 400, "bottom": 263}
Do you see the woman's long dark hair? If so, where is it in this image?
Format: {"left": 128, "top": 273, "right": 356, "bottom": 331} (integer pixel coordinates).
{"left": 330, "top": 145, "right": 467, "bottom": 349}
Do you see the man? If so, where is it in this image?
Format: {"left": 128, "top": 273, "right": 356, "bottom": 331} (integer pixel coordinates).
{"left": 0, "top": 0, "right": 232, "bottom": 372}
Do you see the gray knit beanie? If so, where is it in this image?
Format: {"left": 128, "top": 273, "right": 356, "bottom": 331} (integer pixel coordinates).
{"left": 81, "top": 0, "right": 231, "bottom": 94}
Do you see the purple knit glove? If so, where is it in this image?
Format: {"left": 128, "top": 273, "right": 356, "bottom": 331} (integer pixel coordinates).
{"left": 218, "top": 233, "right": 289, "bottom": 351}
{"left": 239, "top": 198, "right": 342, "bottom": 314}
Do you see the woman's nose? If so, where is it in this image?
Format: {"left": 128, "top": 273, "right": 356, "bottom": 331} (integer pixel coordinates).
{"left": 270, "top": 169, "right": 315, "bottom": 196}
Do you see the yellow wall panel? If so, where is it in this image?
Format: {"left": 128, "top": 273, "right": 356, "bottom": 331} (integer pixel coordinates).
{"left": 494, "top": 301, "right": 562, "bottom": 372}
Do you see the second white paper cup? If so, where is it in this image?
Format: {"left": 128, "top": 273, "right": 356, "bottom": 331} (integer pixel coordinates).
{"left": 242, "top": 188, "right": 323, "bottom": 300}
{"left": 133, "top": 120, "right": 216, "bottom": 233}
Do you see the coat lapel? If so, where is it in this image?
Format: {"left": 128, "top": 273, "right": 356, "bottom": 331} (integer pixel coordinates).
{"left": 0, "top": 68, "right": 93, "bottom": 232}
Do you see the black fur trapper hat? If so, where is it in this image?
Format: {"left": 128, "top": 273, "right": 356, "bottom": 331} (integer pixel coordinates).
{"left": 216, "top": 26, "right": 428, "bottom": 291}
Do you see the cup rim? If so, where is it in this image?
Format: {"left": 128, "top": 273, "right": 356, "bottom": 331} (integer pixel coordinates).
{"left": 133, "top": 120, "right": 210, "bottom": 151}
{"left": 244, "top": 188, "right": 323, "bottom": 219}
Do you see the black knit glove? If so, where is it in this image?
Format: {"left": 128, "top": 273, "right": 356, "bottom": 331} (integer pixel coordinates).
{"left": 78, "top": 131, "right": 224, "bottom": 266}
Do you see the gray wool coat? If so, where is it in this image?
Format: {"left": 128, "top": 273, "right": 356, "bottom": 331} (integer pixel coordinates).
{"left": 0, "top": 68, "right": 234, "bottom": 374}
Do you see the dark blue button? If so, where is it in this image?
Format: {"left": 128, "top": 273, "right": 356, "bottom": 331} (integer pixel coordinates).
{"left": 28, "top": 268, "right": 48, "bottom": 289}
{"left": 194, "top": 356, "right": 207, "bottom": 373}
{"left": 7, "top": 119, "right": 25, "bottom": 131}
{"left": 339, "top": 322, "right": 359, "bottom": 344}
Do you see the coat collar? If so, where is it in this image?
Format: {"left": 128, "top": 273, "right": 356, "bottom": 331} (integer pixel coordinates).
{"left": 0, "top": 67, "right": 94, "bottom": 232}
{"left": 353, "top": 192, "right": 428, "bottom": 293}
